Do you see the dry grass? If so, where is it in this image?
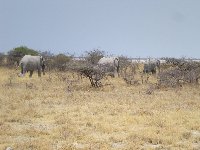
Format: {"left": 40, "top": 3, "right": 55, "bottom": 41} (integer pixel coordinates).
{"left": 0, "top": 67, "right": 200, "bottom": 150}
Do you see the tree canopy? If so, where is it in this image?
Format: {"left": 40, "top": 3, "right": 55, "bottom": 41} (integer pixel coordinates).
{"left": 85, "top": 49, "right": 105, "bottom": 65}
{"left": 8, "top": 46, "right": 39, "bottom": 57}
{"left": 7, "top": 46, "right": 39, "bottom": 65}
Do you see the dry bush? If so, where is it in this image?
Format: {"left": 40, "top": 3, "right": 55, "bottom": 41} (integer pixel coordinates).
{"left": 78, "top": 65, "right": 105, "bottom": 87}
{"left": 158, "top": 60, "right": 200, "bottom": 88}
{"left": 51, "top": 59, "right": 106, "bottom": 88}
{"left": 84, "top": 49, "right": 105, "bottom": 65}
{"left": 119, "top": 56, "right": 139, "bottom": 85}
{"left": 47, "top": 54, "right": 72, "bottom": 71}
{"left": 158, "top": 68, "right": 183, "bottom": 88}
{"left": 164, "top": 57, "right": 185, "bottom": 66}
{"left": 119, "top": 56, "right": 137, "bottom": 77}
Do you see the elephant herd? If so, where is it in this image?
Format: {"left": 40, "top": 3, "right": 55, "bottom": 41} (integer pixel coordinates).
{"left": 17, "top": 55, "right": 160, "bottom": 78}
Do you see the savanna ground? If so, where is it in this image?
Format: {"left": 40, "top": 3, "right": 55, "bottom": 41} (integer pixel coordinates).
{"left": 0, "top": 67, "right": 200, "bottom": 150}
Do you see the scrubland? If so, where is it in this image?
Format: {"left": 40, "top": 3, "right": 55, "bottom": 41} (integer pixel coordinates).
{"left": 0, "top": 67, "right": 200, "bottom": 150}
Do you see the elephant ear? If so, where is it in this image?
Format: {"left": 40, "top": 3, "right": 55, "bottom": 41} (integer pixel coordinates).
{"left": 40, "top": 56, "right": 46, "bottom": 69}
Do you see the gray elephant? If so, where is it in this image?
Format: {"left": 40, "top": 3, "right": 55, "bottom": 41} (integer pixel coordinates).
{"left": 143, "top": 59, "right": 160, "bottom": 74}
{"left": 18, "top": 55, "right": 45, "bottom": 77}
{"left": 98, "top": 57, "right": 120, "bottom": 77}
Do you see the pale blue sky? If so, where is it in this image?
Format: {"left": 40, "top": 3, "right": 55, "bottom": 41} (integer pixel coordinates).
{"left": 1, "top": 0, "right": 200, "bottom": 58}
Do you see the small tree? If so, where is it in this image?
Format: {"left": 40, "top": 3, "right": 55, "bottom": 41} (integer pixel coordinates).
{"left": 52, "top": 53, "right": 72, "bottom": 71}
{"left": 78, "top": 65, "right": 105, "bottom": 87}
{"left": 85, "top": 49, "right": 105, "bottom": 65}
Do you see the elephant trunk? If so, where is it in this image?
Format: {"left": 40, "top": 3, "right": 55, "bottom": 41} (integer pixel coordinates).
{"left": 18, "top": 62, "right": 25, "bottom": 77}
{"left": 42, "top": 64, "right": 45, "bottom": 75}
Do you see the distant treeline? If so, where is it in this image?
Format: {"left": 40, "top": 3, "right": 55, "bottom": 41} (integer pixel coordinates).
{"left": 1, "top": 46, "right": 200, "bottom": 68}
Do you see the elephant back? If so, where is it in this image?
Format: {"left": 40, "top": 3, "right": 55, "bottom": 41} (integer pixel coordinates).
{"left": 20, "top": 55, "right": 42, "bottom": 70}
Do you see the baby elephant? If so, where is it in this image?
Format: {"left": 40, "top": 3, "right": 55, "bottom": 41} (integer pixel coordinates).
{"left": 18, "top": 55, "right": 45, "bottom": 77}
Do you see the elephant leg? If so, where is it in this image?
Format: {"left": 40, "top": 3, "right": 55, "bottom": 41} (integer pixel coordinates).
{"left": 29, "top": 71, "right": 33, "bottom": 77}
{"left": 38, "top": 69, "right": 41, "bottom": 77}
{"left": 114, "top": 69, "right": 118, "bottom": 78}
{"left": 42, "top": 64, "right": 45, "bottom": 75}
{"left": 19, "top": 64, "right": 26, "bottom": 77}
{"left": 21, "top": 64, "right": 23, "bottom": 74}
{"left": 21, "top": 63, "right": 26, "bottom": 74}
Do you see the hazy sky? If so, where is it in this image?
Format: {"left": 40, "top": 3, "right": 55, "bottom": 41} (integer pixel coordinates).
{"left": 1, "top": 0, "right": 200, "bottom": 58}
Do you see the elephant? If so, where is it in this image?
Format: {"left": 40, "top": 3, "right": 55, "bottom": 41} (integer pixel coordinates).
{"left": 18, "top": 55, "right": 45, "bottom": 77}
{"left": 98, "top": 57, "right": 120, "bottom": 77}
{"left": 143, "top": 59, "right": 160, "bottom": 74}
{"left": 143, "top": 63, "right": 157, "bottom": 74}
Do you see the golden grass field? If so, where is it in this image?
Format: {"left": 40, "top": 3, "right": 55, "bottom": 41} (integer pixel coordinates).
{"left": 0, "top": 67, "right": 200, "bottom": 150}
